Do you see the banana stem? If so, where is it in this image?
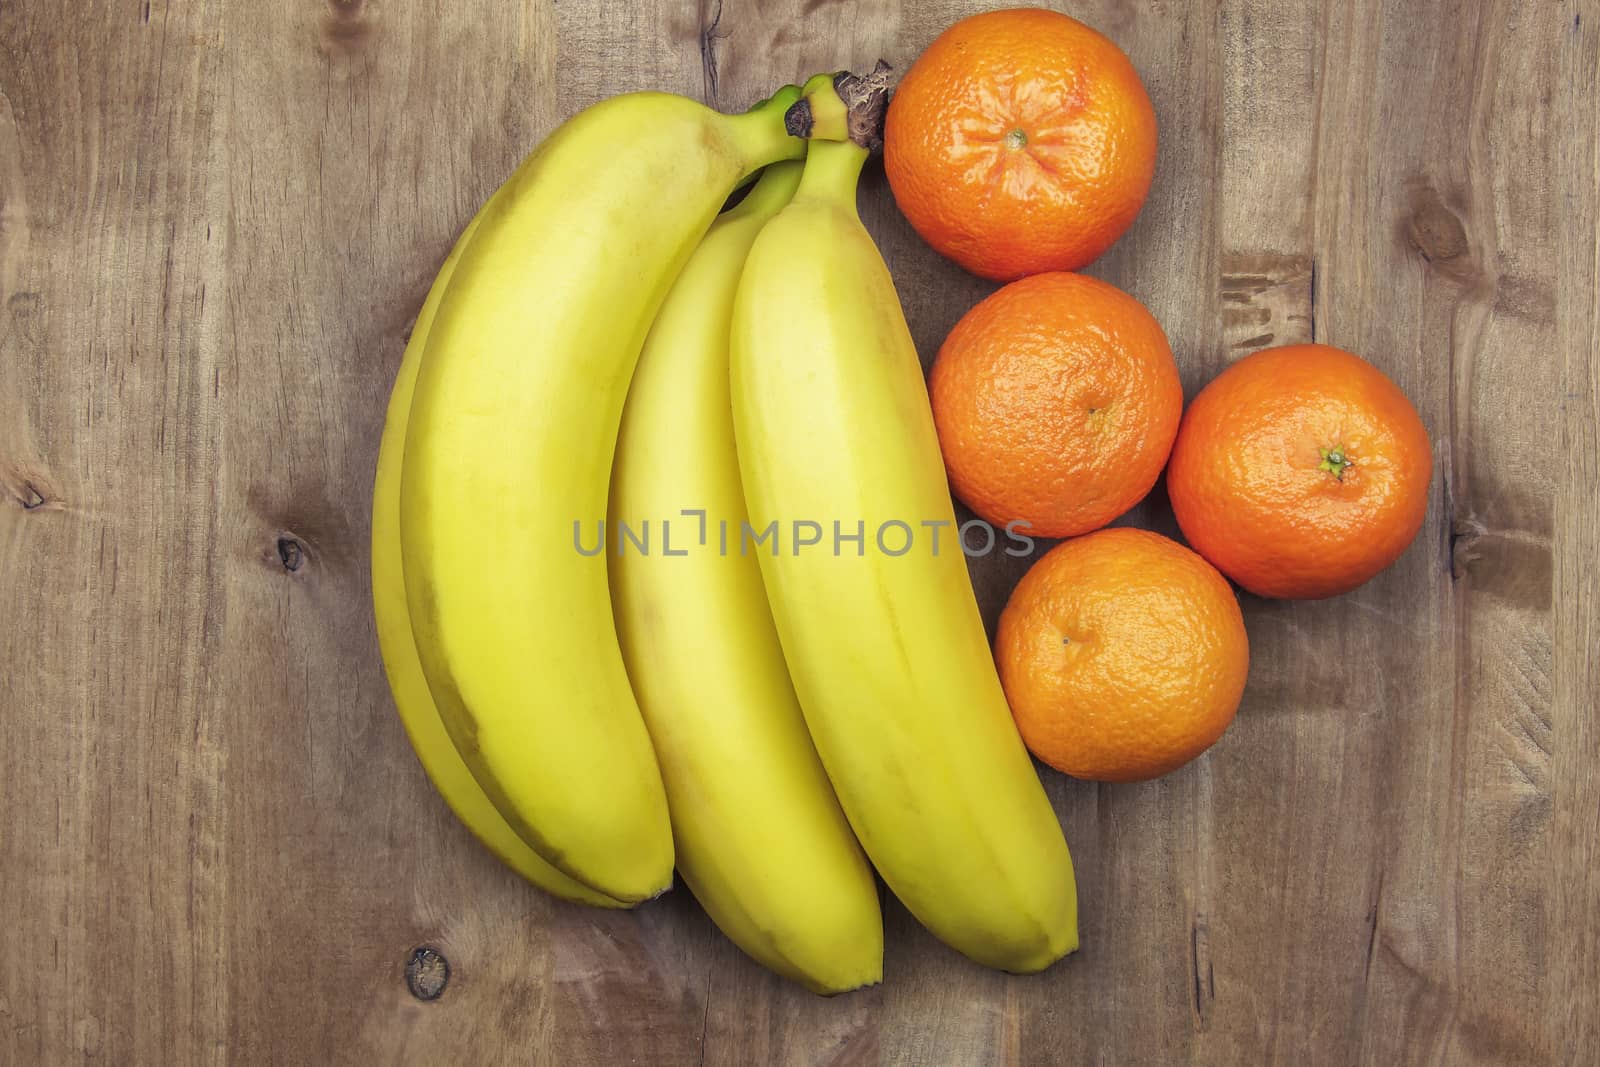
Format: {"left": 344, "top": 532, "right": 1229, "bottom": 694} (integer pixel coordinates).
{"left": 795, "top": 137, "right": 868, "bottom": 209}
{"left": 725, "top": 89, "right": 810, "bottom": 175}
{"left": 725, "top": 86, "right": 804, "bottom": 194}
{"left": 730, "top": 160, "right": 806, "bottom": 219}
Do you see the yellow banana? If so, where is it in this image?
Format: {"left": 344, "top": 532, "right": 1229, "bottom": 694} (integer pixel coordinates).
{"left": 729, "top": 85, "right": 1080, "bottom": 972}
{"left": 400, "top": 89, "right": 810, "bottom": 902}
{"left": 372, "top": 198, "right": 624, "bottom": 909}
{"left": 609, "top": 161, "right": 883, "bottom": 994}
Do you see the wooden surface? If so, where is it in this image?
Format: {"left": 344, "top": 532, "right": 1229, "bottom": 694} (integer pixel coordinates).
{"left": 2, "top": 1, "right": 1597, "bottom": 1063}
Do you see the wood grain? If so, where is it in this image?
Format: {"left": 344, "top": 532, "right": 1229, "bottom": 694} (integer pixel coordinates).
{"left": 1, "top": 0, "right": 1596, "bottom": 1063}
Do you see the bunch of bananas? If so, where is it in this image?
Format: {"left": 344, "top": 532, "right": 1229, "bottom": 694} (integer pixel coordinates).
{"left": 372, "top": 70, "right": 1078, "bottom": 994}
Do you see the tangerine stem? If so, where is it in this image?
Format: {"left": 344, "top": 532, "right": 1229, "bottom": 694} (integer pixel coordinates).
{"left": 1318, "top": 445, "right": 1354, "bottom": 480}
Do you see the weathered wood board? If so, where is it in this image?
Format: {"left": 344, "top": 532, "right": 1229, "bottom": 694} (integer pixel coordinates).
{"left": 1, "top": 0, "right": 1596, "bottom": 1062}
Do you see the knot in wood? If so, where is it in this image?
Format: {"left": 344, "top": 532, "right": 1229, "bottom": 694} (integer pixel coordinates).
{"left": 1407, "top": 195, "right": 1468, "bottom": 263}
{"left": 276, "top": 536, "right": 305, "bottom": 572}
{"left": 405, "top": 946, "right": 450, "bottom": 1001}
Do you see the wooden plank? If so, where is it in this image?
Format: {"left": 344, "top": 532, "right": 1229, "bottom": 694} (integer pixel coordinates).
{"left": 1548, "top": 4, "right": 1600, "bottom": 1055}
{"left": 0, "top": 2, "right": 231, "bottom": 1062}
{"left": 1297, "top": 1, "right": 1571, "bottom": 1062}
{"left": 1344, "top": 1, "right": 1597, "bottom": 1062}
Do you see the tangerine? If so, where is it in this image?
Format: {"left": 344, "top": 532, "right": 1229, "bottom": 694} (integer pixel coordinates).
{"left": 1166, "top": 343, "right": 1433, "bottom": 600}
{"left": 997, "top": 528, "right": 1249, "bottom": 782}
{"left": 930, "top": 272, "right": 1181, "bottom": 540}
{"left": 884, "top": 8, "right": 1158, "bottom": 280}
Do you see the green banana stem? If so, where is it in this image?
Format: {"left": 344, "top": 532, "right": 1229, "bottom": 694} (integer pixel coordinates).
{"left": 747, "top": 83, "right": 802, "bottom": 114}
{"left": 795, "top": 137, "right": 868, "bottom": 212}
{"left": 728, "top": 86, "right": 804, "bottom": 195}
{"left": 725, "top": 88, "right": 811, "bottom": 176}
{"left": 730, "top": 159, "right": 806, "bottom": 218}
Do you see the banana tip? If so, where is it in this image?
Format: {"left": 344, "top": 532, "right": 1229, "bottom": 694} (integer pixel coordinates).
{"left": 812, "top": 974, "right": 884, "bottom": 998}
{"left": 784, "top": 98, "right": 815, "bottom": 139}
